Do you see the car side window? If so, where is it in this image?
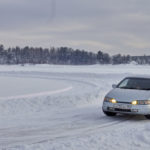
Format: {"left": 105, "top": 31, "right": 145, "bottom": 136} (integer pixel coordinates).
{"left": 118, "top": 79, "right": 129, "bottom": 88}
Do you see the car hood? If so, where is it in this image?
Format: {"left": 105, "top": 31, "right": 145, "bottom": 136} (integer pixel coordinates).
{"left": 106, "top": 88, "right": 150, "bottom": 102}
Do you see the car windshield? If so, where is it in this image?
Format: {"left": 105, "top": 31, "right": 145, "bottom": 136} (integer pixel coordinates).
{"left": 117, "top": 78, "right": 150, "bottom": 90}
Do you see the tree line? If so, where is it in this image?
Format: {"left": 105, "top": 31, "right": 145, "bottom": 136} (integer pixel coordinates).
{"left": 0, "top": 44, "right": 149, "bottom": 65}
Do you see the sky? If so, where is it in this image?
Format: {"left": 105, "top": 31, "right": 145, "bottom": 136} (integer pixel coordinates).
{"left": 0, "top": 0, "right": 150, "bottom": 55}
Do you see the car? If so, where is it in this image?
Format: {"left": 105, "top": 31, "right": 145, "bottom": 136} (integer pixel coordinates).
{"left": 102, "top": 75, "right": 150, "bottom": 119}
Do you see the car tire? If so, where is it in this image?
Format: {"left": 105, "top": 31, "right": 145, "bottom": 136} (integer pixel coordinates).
{"left": 103, "top": 110, "right": 117, "bottom": 116}
{"left": 145, "top": 115, "right": 150, "bottom": 119}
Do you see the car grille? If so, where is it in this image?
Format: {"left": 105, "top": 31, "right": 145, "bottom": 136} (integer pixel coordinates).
{"left": 117, "top": 101, "right": 131, "bottom": 104}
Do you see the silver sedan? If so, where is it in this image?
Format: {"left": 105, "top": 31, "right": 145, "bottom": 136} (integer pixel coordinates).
{"left": 102, "top": 76, "right": 150, "bottom": 119}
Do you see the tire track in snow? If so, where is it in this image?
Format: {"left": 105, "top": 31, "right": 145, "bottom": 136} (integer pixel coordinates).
{"left": 0, "top": 86, "right": 73, "bottom": 100}
{"left": 29, "top": 115, "right": 133, "bottom": 146}
{"left": 2, "top": 115, "right": 133, "bottom": 149}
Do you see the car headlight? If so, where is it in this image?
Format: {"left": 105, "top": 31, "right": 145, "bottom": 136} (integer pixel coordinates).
{"left": 131, "top": 100, "right": 150, "bottom": 105}
{"left": 131, "top": 100, "right": 138, "bottom": 105}
{"left": 104, "top": 97, "right": 117, "bottom": 103}
{"left": 137, "top": 100, "right": 150, "bottom": 105}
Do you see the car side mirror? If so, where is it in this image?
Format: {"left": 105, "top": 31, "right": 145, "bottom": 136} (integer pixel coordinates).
{"left": 112, "top": 84, "right": 117, "bottom": 88}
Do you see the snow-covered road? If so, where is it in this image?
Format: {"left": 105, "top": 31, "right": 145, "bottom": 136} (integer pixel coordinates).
{"left": 0, "top": 65, "right": 150, "bottom": 150}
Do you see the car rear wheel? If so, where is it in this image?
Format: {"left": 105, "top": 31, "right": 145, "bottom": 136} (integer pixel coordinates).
{"left": 145, "top": 115, "right": 150, "bottom": 119}
{"left": 103, "top": 110, "right": 117, "bottom": 116}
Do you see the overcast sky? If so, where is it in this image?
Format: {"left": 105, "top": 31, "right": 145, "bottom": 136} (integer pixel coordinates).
{"left": 0, "top": 0, "right": 150, "bottom": 55}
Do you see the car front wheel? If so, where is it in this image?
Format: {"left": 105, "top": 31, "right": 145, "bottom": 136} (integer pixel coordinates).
{"left": 103, "top": 110, "right": 117, "bottom": 116}
{"left": 145, "top": 115, "right": 150, "bottom": 119}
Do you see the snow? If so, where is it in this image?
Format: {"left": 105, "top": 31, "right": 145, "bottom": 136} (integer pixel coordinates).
{"left": 0, "top": 76, "right": 72, "bottom": 99}
{"left": 0, "top": 64, "right": 150, "bottom": 150}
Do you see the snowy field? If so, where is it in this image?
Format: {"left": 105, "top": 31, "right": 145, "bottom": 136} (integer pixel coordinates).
{"left": 0, "top": 64, "right": 150, "bottom": 150}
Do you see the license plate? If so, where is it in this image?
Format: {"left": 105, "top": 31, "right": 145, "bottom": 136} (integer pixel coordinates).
{"left": 113, "top": 104, "right": 131, "bottom": 109}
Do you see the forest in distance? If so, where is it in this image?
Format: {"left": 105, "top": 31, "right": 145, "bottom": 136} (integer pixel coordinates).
{"left": 0, "top": 44, "right": 149, "bottom": 65}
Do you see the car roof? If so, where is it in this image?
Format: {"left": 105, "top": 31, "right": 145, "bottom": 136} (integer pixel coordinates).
{"left": 125, "top": 75, "right": 150, "bottom": 79}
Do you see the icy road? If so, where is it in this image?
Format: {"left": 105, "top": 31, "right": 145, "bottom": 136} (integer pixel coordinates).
{"left": 0, "top": 65, "right": 150, "bottom": 150}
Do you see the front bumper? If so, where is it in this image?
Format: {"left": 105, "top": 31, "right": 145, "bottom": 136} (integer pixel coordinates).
{"left": 102, "top": 101, "right": 150, "bottom": 115}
